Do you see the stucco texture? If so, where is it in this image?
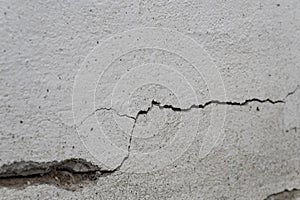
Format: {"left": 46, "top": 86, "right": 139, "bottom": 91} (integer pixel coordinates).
{"left": 0, "top": 0, "right": 299, "bottom": 199}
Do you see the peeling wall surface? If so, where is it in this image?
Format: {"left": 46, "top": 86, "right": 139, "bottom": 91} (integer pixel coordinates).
{"left": 0, "top": 0, "right": 299, "bottom": 199}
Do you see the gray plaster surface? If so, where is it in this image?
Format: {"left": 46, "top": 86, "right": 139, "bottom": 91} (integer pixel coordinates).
{"left": 0, "top": 0, "right": 299, "bottom": 199}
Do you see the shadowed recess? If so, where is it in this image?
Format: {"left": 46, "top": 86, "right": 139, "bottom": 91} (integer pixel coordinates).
{"left": 0, "top": 158, "right": 114, "bottom": 191}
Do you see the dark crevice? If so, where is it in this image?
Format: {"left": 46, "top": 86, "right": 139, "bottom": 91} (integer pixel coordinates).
{"left": 2, "top": 87, "right": 298, "bottom": 191}
{"left": 130, "top": 85, "right": 299, "bottom": 118}
{"left": 0, "top": 158, "right": 116, "bottom": 191}
{"left": 81, "top": 86, "right": 299, "bottom": 127}
{"left": 91, "top": 97, "right": 288, "bottom": 167}
{"left": 136, "top": 97, "right": 285, "bottom": 116}
{"left": 120, "top": 97, "right": 286, "bottom": 163}
{"left": 69, "top": 87, "right": 298, "bottom": 189}
{"left": 264, "top": 188, "right": 300, "bottom": 200}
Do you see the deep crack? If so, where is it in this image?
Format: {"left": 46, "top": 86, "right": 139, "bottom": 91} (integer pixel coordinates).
{"left": 117, "top": 93, "right": 295, "bottom": 168}
{"left": 129, "top": 84, "right": 299, "bottom": 118}
{"left": 129, "top": 97, "right": 286, "bottom": 119}
{"left": 78, "top": 86, "right": 299, "bottom": 127}
{"left": 1, "top": 87, "right": 298, "bottom": 191}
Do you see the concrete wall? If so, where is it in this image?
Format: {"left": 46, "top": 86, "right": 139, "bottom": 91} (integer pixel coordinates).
{"left": 0, "top": 0, "right": 299, "bottom": 199}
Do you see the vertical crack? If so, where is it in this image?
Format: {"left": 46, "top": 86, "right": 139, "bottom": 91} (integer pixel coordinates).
{"left": 117, "top": 105, "right": 157, "bottom": 170}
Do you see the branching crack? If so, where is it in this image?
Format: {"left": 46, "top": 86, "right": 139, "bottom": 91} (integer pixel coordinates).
{"left": 74, "top": 86, "right": 299, "bottom": 176}
{"left": 109, "top": 97, "right": 286, "bottom": 169}
{"left": 78, "top": 86, "right": 299, "bottom": 127}
{"left": 81, "top": 97, "right": 286, "bottom": 127}
{"left": 116, "top": 108, "right": 148, "bottom": 170}
{"left": 1, "top": 87, "right": 298, "bottom": 191}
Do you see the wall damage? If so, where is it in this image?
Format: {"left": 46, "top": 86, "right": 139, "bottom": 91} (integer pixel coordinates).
{"left": 0, "top": 159, "right": 112, "bottom": 191}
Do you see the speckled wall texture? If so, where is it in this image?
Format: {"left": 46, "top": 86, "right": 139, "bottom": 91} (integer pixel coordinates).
{"left": 0, "top": 0, "right": 299, "bottom": 199}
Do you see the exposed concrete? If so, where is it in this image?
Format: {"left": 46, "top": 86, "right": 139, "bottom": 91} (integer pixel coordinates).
{"left": 0, "top": 0, "right": 299, "bottom": 199}
{"left": 0, "top": 158, "right": 105, "bottom": 191}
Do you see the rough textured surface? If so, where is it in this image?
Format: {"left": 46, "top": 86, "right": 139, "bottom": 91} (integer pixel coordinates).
{"left": 0, "top": 0, "right": 299, "bottom": 199}
{"left": 0, "top": 159, "right": 104, "bottom": 191}
{"left": 265, "top": 189, "right": 300, "bottom": 200}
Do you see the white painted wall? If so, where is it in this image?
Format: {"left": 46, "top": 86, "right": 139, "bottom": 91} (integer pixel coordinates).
{"left": 0, "top": 0, "right": 299, "bottom": 199}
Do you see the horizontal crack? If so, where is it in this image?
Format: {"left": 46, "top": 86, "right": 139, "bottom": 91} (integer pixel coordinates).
{"left": 128, "top": 97, "right": 286, "bottom": 120}
{"left": 129, "top": 85, "right": 299, "bottom": 118}
{"left": 91, "top": 97, "right": 286, "bottom": 124}
{"left": 2, "top": 87, "right": 298, "bottom": 191}
{"left": 73, "top": 87, "right": 298, "bottom": 174}
{"left": 151, "top": 98, "right": 285, "bottom": 112}
{"left": 78, "top": 86, "right": 299, "bottom": 127}
{"left": 0, "top": 158, "right": 117, "bottom": 191}
{"left": 109, "top": 97, "right": 288, "bottom": 167}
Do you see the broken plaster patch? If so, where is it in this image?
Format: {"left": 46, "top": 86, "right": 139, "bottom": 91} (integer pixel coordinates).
{"left": 0, "top": 158, "right": 114, "bottom": 191}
